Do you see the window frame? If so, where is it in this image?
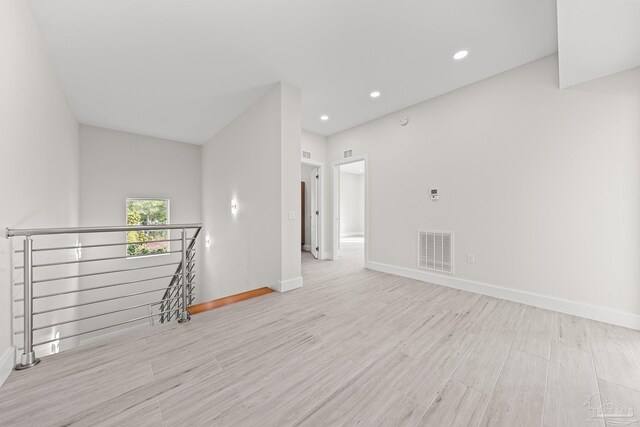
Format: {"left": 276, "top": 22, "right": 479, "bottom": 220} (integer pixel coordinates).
{"left": 125, "top": 197, "right": 171, "bottom": 258}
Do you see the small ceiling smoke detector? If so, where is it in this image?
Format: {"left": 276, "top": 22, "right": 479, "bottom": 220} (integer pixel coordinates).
{"left": 453, "top": 50, "right": 468, "bottom": 60}
{"left": 370, "top": 91, "right": 381, "bottom": 98}
{"left": 320, "top": 115, "right": 329, "bottom": 121}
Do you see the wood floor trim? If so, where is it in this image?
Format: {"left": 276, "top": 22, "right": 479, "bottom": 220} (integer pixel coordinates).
{"left": 188, "top": 287, "right": 274, "bottom": 315}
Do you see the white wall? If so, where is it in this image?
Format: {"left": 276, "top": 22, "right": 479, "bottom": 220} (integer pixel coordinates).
{"left": 327, "top": 55, "right": 640, "bottom": 326}
{"left": 201, "top": 82, "right": 302, "bottom": 300}
{"left": 79, "top": 125, "right": 201, "bottom": 228}
{"left": 339, "top": 171, "right": 364, "bottom": 236}
{"left": 280, "top": 83, "right": 302, "bottom": 287}
{"left": 0, "top": 0, "right": 79, "bottom": 367}
{"left": 301, "top": 131, "right": 327, "bottom": 164}
{"left": 77, "top": 125, "right": 201, "bottom": 341}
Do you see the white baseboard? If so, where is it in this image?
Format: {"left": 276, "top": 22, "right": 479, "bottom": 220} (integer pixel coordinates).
{"left": 366, "top": 260, "right": 640, "bottom": 331}
{"left": 302, "top": 244, "right": 311, "bottom": 252}
{"left": 0, "top": 346, "right": 15, "bottom": 389}
{"left": 272, "top": 276, "right": 303, "bottom": 293}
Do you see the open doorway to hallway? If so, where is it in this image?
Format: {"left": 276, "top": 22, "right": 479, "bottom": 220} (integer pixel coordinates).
{"left": 334, "top": 159, "right": 366, "bottom": 267}
{"left": 301, "top": 159, "right": 323, "bottom": 263}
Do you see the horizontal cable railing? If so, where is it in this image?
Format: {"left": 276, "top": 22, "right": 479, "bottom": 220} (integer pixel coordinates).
{"left": 5, "top": 223, "right": 201, "bottom": 370}
{"left": 159, "top": 227, "right": 200, "bottom": 323}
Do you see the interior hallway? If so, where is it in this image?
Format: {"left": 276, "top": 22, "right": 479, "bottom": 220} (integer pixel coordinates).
{"left": 1, "top": 245, "right": 640, "bottom": 425}
{"left": 302, "top": 236, "right": 364, "bottom": 279}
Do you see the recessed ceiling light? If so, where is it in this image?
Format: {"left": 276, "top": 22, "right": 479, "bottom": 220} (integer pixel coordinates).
{"left": 320, "top": 115, "right": 329, "bottom": 121}
{"left": 453, "top": 50, "right": 468, "bottom": 60}
{"left": 370, "top": 91, "right": 381, "bottom": 98}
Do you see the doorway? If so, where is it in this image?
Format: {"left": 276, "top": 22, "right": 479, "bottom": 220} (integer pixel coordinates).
{"left": 332, "top": 156, "right": 367, "bottom": 264}
{"left": 301, "top": 159, "right": 323, "bottom": 260}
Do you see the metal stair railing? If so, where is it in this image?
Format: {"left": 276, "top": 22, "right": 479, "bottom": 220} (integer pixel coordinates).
{"left": 5, "top": 223, "right": 202, "bottom": 370}
{"left": 159, "top": 227, "right": 201, "bottom": 323}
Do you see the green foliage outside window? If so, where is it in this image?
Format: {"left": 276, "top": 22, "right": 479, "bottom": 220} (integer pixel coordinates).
{"left": 127, "top": 199, "right": 169, "bottom": 256}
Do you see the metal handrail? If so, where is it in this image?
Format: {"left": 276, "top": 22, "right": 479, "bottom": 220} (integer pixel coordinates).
{"left": 159, "top": 227, "right": 201, "bottom": 323}
{"left": 14, "top": 248, "right": 195, "bottom": 269}
{"left": 162, "top": 254, "right": 196, "bottom": 322}
{"left": 14, "top": 277, "right": 179, "bottom": 316}
{"left": 20, "top": 307, "right": 183, "bottom": 350}
{"left": 6, "top": 223, "right": 202, "bottom": 370}
{"left": 16, "top": 294, "right": 189, "bottom": 333}
{"left": 13, "top": 261, "right": 181, "bottom": 286}
{"left": 5, "top": 223, "right": 202, "bottom": 237}
{"left": 14, "top": 273, "right": 179, "bottom": 302}
{"left": 14, "top": 237, "right": 195, "bottom": 253}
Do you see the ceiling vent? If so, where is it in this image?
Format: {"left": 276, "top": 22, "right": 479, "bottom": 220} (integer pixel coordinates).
{"left": 302, "top": 150, "right": 311, "bottom": 159}
{"left": 418, "top": 230, "right": 453, "bottom": 273}
{"left": 344, "top": 150, "right": 353, "bottom": 158}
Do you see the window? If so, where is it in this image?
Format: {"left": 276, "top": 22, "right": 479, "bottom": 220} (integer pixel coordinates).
{"left": 126, "top": 199, "right": 170, "bottom": 256}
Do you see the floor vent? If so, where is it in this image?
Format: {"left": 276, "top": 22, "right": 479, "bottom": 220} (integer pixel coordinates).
{"left": 344, "top": 150, "right": 353, "bottom": 158}
{"left": 302, "top": 150, "right": 311, "bottom": 159}
{"left": 418, "top": 230, "right": 453, "bottom": 273}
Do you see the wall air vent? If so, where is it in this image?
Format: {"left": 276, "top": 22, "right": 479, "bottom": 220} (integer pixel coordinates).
{"left": 418, "top": 230, "right": 453, "bottom": 273}
{"left": 344, "top": 150, "right": 353, "bottom": 158}
{"left": 302, "top": 150, "right": 311, "bottom": 159}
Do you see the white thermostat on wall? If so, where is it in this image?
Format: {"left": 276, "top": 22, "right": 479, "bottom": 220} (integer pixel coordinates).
{"left": 430, "top": 188, "right": 439, "bottom": 200}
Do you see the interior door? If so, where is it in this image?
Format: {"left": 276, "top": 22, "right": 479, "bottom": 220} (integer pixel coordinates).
{"left": 310, "top": 168, "right": 319, "bottom": 259}
{"left": 335, "top": 168, "right": 341, "bottom": 257}
{"left": 301, "top": 182, "right": 305, "bottom": 245}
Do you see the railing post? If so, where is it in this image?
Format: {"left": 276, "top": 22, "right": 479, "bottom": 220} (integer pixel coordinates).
{"left": 178, "top": 229, "right": 190, "bottom": 323}
{"left": 187, "top": 253, "right": 194, "bottom": 305}
{"left": 15, "top": 236, "right": 40, "bottom": 370}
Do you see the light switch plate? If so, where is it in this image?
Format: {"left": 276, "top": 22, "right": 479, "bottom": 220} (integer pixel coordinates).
{"left": 288, "top": 211, "right": 296, "bottom": 220}
{"left": 467, "top": 254, "right": 475, "bottom": 264}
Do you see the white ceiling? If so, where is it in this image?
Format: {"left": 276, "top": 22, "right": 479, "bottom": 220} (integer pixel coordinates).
{"left": 28, "top": 0, "right": 558, "bottom": 144}
{"left": 557, "top": 0, "right": 640, "bottom": 88}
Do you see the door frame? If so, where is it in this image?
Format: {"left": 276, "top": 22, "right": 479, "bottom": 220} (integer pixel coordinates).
{"left": 331, "top": 154, "right": 368, "bottom": 262}
{"left": 301, "top": 158, "right": 324, "bottom": 260}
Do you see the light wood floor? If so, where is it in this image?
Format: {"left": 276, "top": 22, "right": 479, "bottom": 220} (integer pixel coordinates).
{"left": 1, "top": 241, "right": 640, "bottom": 426}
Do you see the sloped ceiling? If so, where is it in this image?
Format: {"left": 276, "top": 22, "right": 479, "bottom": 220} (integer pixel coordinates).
{"left": 28, "top": 0, "right": 557, "bottom": 143}
{"left": 558, "top": 0, "right": 640, "bottom": 88}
